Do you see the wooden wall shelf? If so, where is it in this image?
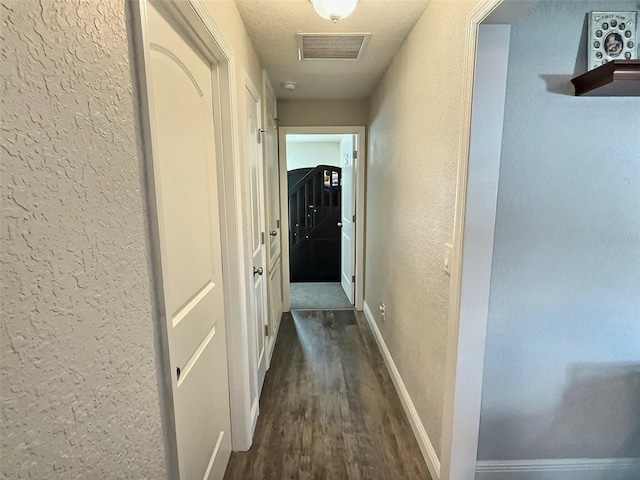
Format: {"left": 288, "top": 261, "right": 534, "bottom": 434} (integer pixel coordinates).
{"left": 571, "top": 60, "right": 640, "bottom": 96}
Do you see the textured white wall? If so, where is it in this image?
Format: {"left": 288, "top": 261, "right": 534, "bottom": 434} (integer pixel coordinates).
{"left": 366, "top": 0, "right": 485, "bottom": 460}
{"left": 478, "top": 0, "right": 640, "bottom": 462}
{"left": 1, "top": 0, "right": 165, "bottom": 478}
{"left": 278, "top": 99, "right": 369, "bottom": 126}
{"left": 286, "top": 142, "right": 341, "bottom": 171}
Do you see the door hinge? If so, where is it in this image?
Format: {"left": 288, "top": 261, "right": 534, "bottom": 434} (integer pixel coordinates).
{"left": 353, "top": 150, "right": 358, "bottom": 160}
{"left": 264, "top": 324, "right": 270, "bottom": 337}
{"left": 352, "top": 275, "right": 356, "bottom": 283}
{"left": 352, "top": 214, "right": 356, "bottom": 223}
{"left": 258, "top": 128, "right": 265, "bottom": 144}
{"left": 261, "top": 232, "right": 265, "bottom": 244}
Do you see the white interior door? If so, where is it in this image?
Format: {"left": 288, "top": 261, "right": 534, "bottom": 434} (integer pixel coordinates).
{"left": 146, "top": 3, "right": 231, "bottom": 479}
{"left": 340, "top": 135, "right": 356, "bottom": 303}
{"left": 262, "top": 75, "right": 283, "bottom": 362}
{"left": 245, "top": 78, "right": 268, "bottom": 396}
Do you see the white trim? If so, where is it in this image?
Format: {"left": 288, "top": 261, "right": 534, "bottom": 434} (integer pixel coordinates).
{"left": 354, "top": 130, "right": 365, "bottom": 312}
{"left": 363, "top": 302, "right": 441, "bottom": 480}
{"left": 477, "top": 458, "right": 640, "bottom": 472}
{"left": 440, "top": 2, "right": 508, "bottom": 479}
{"left": 277, "top": 129, "right": 291, "bottom": 311}
{"left": 244, "top": 70, "right": 261, "bottom": 103}
{"left": 278, "top": 126, "right": 366, "bottom": 312}
{"left": 476, "top": 458, "right": 640, "bottom": 480}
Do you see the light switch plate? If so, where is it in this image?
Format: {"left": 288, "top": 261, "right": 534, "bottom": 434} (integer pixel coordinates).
{"left": 444, "top": 243, "right": 453, "bottom": 275}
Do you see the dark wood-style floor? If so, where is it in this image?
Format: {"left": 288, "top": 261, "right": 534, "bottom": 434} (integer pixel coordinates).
{"left": 223, "top": 310, "right": 432, "bottom": 480}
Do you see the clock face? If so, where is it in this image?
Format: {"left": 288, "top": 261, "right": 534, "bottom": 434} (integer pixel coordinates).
{"left": 588, "top": 12, "right": 637, "bottom": 70}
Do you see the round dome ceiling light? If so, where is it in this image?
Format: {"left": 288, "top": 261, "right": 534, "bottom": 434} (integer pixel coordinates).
{"left": 282, "top": 81, "right": 297, "bottom": 90}
{"left": 310, "top": 0, "right": 359, "bottom": 23}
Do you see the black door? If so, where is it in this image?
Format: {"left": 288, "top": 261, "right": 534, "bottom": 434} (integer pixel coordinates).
{"left": 288, "top": 166, "right": 341, "bottom": 282}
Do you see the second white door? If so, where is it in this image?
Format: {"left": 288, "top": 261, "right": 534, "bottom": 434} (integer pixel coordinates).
{"left": 245, "top": 77, "right": 268, "bottom": 398}
{"left": 262, "top": 75, "right": 283, "bottom": 363}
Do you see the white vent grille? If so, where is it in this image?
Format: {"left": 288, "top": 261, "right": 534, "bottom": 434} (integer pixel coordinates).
{"left": 297, "top": 33, "right": 370, "bottom": 61}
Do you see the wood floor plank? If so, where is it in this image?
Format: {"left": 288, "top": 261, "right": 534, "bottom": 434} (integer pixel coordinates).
{"left": 223, "top": 310, "right": 432, "bottom": 480}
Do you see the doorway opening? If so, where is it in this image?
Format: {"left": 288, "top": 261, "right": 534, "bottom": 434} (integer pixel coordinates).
{"left": 278, "top": 127, "right": 366, "bottom": 312}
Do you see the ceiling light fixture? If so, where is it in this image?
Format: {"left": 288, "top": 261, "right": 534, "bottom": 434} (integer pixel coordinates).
{"left": 309, "top": 0, "right": 359, "bottom": 23}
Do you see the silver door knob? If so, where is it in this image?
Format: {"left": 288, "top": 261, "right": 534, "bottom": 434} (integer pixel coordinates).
{"left": 270, "top": 230, "right": 278, "bottom": 236}
{"left": 337, "top": 222, "right": 343, "bottom": 227}
{"left": 253, "top": 266, "right": 264, "bottom": 276}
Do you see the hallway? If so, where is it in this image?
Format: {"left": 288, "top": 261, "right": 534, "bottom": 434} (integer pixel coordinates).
{"left": 224, "top": 310, "right": 431, "bottom": 480}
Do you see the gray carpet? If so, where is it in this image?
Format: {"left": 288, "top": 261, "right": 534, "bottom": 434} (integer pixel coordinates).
{"left": 289, "top": 282, "right": 352, "bottom": 310}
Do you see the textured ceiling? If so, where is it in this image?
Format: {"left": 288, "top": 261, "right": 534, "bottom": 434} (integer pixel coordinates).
{"left": 234, "top": 0, "right": 430, "bottom": 100}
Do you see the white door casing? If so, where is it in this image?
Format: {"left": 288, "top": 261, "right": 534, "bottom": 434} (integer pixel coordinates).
{"left": 278, "top": 126, "right": 366, "bottom": 312}
{"left": 262, "top": 72, "right": 283, "bottom": 363}
{"left": 441, "top": 1, "right": 508, "bottom": 479}
{"left": 340, "top": 135, "right": 356, "bottom": 304}
{"left": 144, "top": 3, "right": 231, "bottom": 479}
{"left": 244, "top": 74, "right": 268, "bottom": 399}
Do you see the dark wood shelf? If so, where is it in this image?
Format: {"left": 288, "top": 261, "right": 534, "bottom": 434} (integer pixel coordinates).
{"left": 571, "top": 60, "right": 640, "bottom": 96}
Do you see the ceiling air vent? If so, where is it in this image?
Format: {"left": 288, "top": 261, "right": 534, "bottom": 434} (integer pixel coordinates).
{"left": 297, "top": 33, "right": 371, "bottom": 61}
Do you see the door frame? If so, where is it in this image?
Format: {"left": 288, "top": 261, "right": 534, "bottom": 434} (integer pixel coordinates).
{"left": 278, "top": 126, "right": 366, "bottom": 312}
{"left": 130, "top": 0, "right": 256, "bottom": 466}
{"left": 440, "top": 1, "right": 507, "bottom": 479}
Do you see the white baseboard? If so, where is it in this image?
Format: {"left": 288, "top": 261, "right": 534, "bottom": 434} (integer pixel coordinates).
{"left": 362, "top": 301, "right": 441, "bottom": 480}
{"left": 476, "top": 458, "right": 640, "bottom": 480}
